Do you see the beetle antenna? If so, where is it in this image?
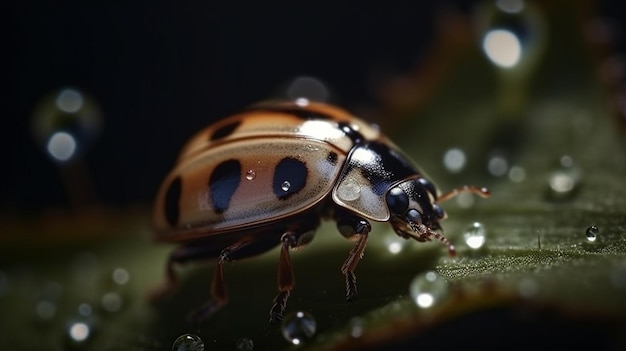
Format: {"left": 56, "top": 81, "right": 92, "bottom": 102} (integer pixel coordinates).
{"left": 438, "top": 186, "right": 490, "bottom": 203}
{"left": 428, "top": 229, "right": 456, "bottom": 257}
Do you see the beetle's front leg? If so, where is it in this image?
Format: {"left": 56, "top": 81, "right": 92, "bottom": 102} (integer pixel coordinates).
{"left": 336, "top": 211, "right": 372, "bottom": 301}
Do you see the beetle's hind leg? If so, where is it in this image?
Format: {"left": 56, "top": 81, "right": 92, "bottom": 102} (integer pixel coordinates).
{"left": 149, "top": 244, "right": 215, "bottom": 303}
{"left": 187, "top": 239, "right": 254, "bottom": 324}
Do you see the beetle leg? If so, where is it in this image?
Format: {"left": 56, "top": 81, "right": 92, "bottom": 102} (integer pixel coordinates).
{"left": 188, "top": 239, "right": 253, "bottom": 324}
{"left": 269, "top": 231, "right": 298, "bottom": 324}
{"left": 149, "top": 244, "right": 212, "bottom": 302}
{"left": 336, "top": 214, "right": 372, "bottom": 301}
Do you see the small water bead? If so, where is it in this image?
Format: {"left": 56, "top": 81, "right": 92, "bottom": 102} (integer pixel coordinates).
{"left": 281, "top": 311, "right": 317, "bottom": 345}
{"left": 281, "top": 181, "right": 291, "bottom": 192}
{"left": 64, "top": 319, "right": 97, "bottom": 349}
{"left": 508, "top": 165, "right": 526, "bottom": 183}
{"left": 585, "top": 225, "right": 599, "bottom": 242}
{"left": 235, "top": 337, "right": 254, "bottom": 351}
{"left": 409, "top": 271, "right": 449, "bottom": 309}
{"left": 463, "top": 222, "right": 487, "bottom": 249}
{"left": 478, "top": 0, "right": 545, "bottom": 71}
{"left": 101, "top": 292, "right": 123, "bottom": 313}
{"left": 68, "top": 322, "right": 91, "bottom": 342}
{"left": 245, "top": 170, "right": 256, "bottom": 180}
{"left": 172, "top": 334, "right": 204, "bottom": 351}
{"left": 31, "top": 87, "right": 103, "bottom": 163}
{"left": 487, "top": 153, "right": 509, "bottom": 177}
{"left": 560, "top": 155, "right": 574, "bottom": 168}
{"left": 517, "top": 278, "right": 539, "bottom": 298}
{"left": 443, "top": 148, "right": 466, "bottom": 173}
{"left": 78, "top": 303, "right": 93, "bottom": 316}
{"left": 348, "top": 317, "right": 365, "bottom": 339}
{"left": 336, "top": 179, "right": 361, "bottom": 201}
{"left": 546, "top": 167, "right": 581, "bottom": 201}
{"left": 36, "top": 299, "right": 57, "bottom": 320}
{"left": 286, "top": 76, "right": 330, "bottom": 102}
{"left": 455, "top": 192, "right": 475, "bottom": 208}
{"left": 112, "top": 268, "right": 130, "bottom": 285}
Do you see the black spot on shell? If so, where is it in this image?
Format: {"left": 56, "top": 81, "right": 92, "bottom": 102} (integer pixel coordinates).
{"left": 273, "top": 157, "right": 308, "bottom": 200}
{"left": 211, "top": 121, "right": 242, "bottom": 141}
{"left": 164, "top": 177, "right": 182, "bottom": 227}
{"left": 209, "top": 159, "right": 242, "bottom": 213}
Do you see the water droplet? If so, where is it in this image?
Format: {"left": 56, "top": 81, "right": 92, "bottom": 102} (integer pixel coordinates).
{"left": 295, "top": 97, "right": 310, "bottom": 107}
{"left": 336, "top": 179, "right": 361, "bottom": 201}
{"left": 546, "top": 166, "right": 581, "bottom": 200}
{"left": 69, "top": 324, "right": 90, "bottom": 343}
{"left": 508, "top": 165, "right": 526, "bottom": 182}
{"left": 560, "top": 155, "right": 574, "bottom": 168}
{"left": 112, "top": 268, "right": 130, "bottom": 285}
{"left": 281, "top": 181, "right": 291, "bottom": 192}
{"left": 517, "top": 278, "right": 539, "bottom": 298}
{"left": 36, "top": 299, "right": 57, "bottom": 320}
{"left": 31, "top": 87, "right": 103, "bottom": 163}
{"left": 281, "top": 311, "right": 317, "bottom": 345}
{"left": 64, "top": 319, "right": 97, "bottom": 349}
{"left": 386, "top": 240, "right": 404, "bottom": 255}
{"left": 487, "top": 153, "right": 509, "bottom": 177}
{"left": 477, "top": 0, "right": 545, "bottom": 70}
{"left": 235, "top": 337, "right": 254, "bottom": 351}
{"left": 286, "top": 76, "right": 330, "bottom": 102}
{"left": 409, "top": 271, "right": 449, "bottom": 309}
{"left": 348, "top": 317, "right": 364, "bottom": 339}
{"left": 610, "top": 264, "right": 626, "bottom": 290}
{"left": 78, "top": 303, "right": 93, "bottom": 316}
{"left": 455, "top": 192, "right": 475, "bottom": 208}
{"left": 172, "top": 334, "right": 204, "bottom": 351}
{"left": 101, "top": 292, "right": 123, "bottom": 312}
{"left": 443, "top": 148, "right": 466, "bottom": 173}
{"left": 245, "top": 170, "right": 256, "bottom": 180}
{"left": 585, "top": 225, "right": 599, "bottom": 242}
{"left": 463, "top": 222, "right": 487, "bottom": 249}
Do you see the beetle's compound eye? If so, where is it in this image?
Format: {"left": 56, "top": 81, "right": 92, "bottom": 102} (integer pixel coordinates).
{"left": 406, "top": 208, "right": 421, "bottom": 223}
{"left": 417, "top": 177, "right": 437, "bottom": 200}
{"left": 386, "top": 187, "right": 409, "bottom": 216}
{"left": 433, "top": 204, "right": 445, "bottom": 219}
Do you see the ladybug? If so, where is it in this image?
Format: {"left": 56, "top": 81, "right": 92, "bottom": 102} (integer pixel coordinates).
{"left": 153, "top": 99, "right": 489, "bottom": 323}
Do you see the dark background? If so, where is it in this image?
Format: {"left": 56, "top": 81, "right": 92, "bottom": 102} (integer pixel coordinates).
{"left": 3, "top": 1, "right": 623, "bottom": 212}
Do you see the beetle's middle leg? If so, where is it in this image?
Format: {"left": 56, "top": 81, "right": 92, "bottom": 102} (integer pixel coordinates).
{"left": 336, "top": 210, "right": 372, "bottom": 301}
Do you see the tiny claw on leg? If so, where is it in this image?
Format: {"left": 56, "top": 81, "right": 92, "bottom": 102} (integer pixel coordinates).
{"left": 345, "top": 271, "right": 358, "bottom": 301}
{"left": 269, "top": 290, "right": 290, "bottom": 324}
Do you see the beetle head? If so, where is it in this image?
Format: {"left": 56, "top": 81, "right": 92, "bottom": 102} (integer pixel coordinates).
{"left": 385, "top": 177, "right": 455, "bottom": 256}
